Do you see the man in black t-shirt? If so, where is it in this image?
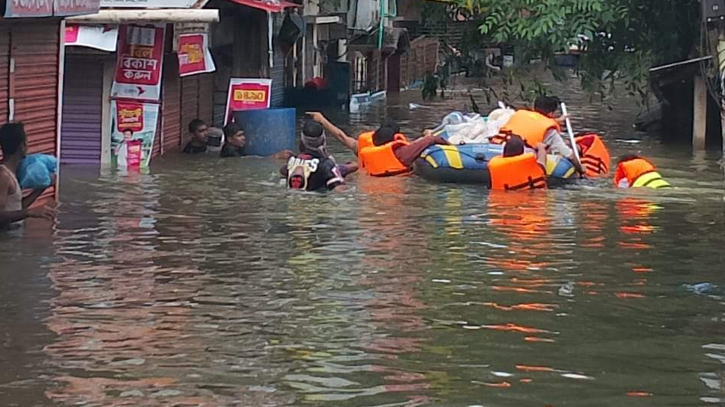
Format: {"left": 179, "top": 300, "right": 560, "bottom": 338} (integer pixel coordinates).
{"left": 281, "top": 121, "right": 344, "bottom": 192}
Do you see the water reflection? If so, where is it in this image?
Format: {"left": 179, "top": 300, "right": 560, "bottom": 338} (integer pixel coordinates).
{"left": 1, "top": 79, "right": 724, "bottom": 406}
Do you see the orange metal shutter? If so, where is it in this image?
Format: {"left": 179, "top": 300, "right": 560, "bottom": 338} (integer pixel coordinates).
{"left": 11, "top": 21, "right": 59, "bottom": 155}
{"left": 180, "top": 75, "right": 199, "bottom": 146}
{"left": 162, "top": 54, "right": 181, "bottom": 152}
{"left": 198, "top": 73, "right": 213, "bottom": 124}
{"left": 0, "top": 25, "right": 9, "bottom": 126}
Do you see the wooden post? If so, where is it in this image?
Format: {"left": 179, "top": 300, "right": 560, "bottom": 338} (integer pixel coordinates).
{"left": 693, "top": 74, "right": 707, "bottom": 149}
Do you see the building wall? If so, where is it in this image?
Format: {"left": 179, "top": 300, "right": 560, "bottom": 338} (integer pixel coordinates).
{"left": 399, "top": 36, "right": 438, "bottom": 88}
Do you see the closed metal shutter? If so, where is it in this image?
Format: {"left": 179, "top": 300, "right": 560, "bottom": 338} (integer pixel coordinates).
{"left": 270, "top": 49, "right": 285, "bottom": 107}
{"left": 198, "top": 73, "right": 213, "bottom": 123}
{"left": 0, "top": 25, "right": 9, "bottom": 125}
{"left": 11, "top": 21, "right": 59, "bottom": 156}
{"left": 152, "top": 114, "right": 162, "bottom": 158}
{"left": 162, "top": 54, "right": 181, "bottom": 153}
{"left": 181, "top": 75, "right": 199, "bottom": 145}
{"left": 60, "top": 55, "right": 103, "bottom": 165}
{"left": 7, "top": 20, "right": 60, "bottom": 202}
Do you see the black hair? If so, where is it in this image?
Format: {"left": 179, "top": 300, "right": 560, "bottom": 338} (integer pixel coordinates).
{"left": 372, "top": 125, "right": 397, "bottom": 146}
{"left": 0, "top": 123, "right": 26, "bottom": 157}
{"left": 534, "top": 95, "right": 560, "bottom": 115}
{"left": 503, "top": 134, "right": 525, "bottom": 157}
{"left": 223, "top": 122, "right": 243, "bottom": 138}
{"left": 188, "top": 119, "right": 207, "bottom": 134}
{"left": 122, "top": 129, "right": 134, "bottom": 135}
{"left": 381, "top": 118, "right": 400, "bottom": 134}
{"left": 617, "top": 154, "right": 641, "bottom": 165}
{"left": 302, "top": 120, "right": 323, "bottom": 138}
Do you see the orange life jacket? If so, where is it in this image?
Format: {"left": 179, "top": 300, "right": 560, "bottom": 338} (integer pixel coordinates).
{"left": 576, "top": 134, "right": 610, "bottom": 177}
{"left": 500, "top": 110, "right": 562, "bottom": 148}
{"left": 614, "top": 158, "right": 669, "bottom": 188}
{"left": 357, "top": 132, "right": 408, "bottom": 156}
{"left": 357, "top": 131, "right": 375, "bottom": 155}
{"left": 489, "top": 153, "right": 547, "bottom": 191}
{"left": 359, "top": 137, "right": 410, "bottom": 176}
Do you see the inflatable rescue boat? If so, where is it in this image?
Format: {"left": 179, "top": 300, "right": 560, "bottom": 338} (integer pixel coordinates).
{"left": 414, "top": 133, "right": 610, "bottom": 189}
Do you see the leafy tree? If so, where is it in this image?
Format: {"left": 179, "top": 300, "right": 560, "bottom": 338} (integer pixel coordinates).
{"left": 451, "top": 0, "right": 701, "bottom": 104}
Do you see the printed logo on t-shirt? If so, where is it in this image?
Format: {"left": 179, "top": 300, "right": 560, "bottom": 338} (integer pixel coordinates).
{"left": 287, "top": 157, "right": 320, "bottom": 190}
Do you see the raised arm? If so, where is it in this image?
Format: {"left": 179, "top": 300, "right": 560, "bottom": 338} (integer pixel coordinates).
{"left": 306, "top": 112, "right": 358, "bottom": 154}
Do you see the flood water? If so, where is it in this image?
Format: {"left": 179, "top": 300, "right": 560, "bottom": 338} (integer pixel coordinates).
{"left": 2, "top": 76, "right": 725, "bottom": 407}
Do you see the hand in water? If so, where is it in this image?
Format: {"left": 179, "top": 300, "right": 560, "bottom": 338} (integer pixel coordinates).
{"left": 28, "top": 205, "right": 57, "bottom": 221}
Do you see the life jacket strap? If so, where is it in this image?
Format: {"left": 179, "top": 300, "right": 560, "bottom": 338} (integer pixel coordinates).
{"left": 504, "top": 175, "right": 547, "bottom": 191}
{"left": 581, "top": 154, "right": 609, "bottom": 175}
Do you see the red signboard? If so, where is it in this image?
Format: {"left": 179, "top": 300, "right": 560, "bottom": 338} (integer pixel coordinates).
{"left": 111, "top": 24, "right": 165, "bottom": 101}
{"left": 177, "top": 34, "right": 206, "bottom": 76}
{"left": 116, "top": 101, "right": 144, "bottom": 132}
{"left": 224, "top": 78, "right": 272, "bottom": 124}
{"left": 5, "top": 0, "right": 99, "bottom": 17}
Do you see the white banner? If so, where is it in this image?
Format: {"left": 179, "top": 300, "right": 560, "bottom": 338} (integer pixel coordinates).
{"left": 64, "top": 24, "right": 118, "bottom": 52}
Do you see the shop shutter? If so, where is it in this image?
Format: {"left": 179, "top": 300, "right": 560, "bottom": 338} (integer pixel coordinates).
{"left": 152, "top": 114, "right": 162, "bottom": 158}
{"left": 270, "top": 48, "right": 285, "bottom": 107}
{"left": 0, "top": 25, "right": 9, "bottom": 126}
{"left": 11, "top": 21, "right": 59, "bottom": 156}
{"left": 180, "top": 75, "right": 199, "bottom": 146}
{"left": 60, "top": 56, "right": 103, "bottom": 165}
{"left": 198, "top": 73, "right": 213, "bottom": 124}
{"left": 162, "top": 54, "right": 181, "bottom": 153}
{"left": 12, "top": 21, "right": 60, "bottom": 202}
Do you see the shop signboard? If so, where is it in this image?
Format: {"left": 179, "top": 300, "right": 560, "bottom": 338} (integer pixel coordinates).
{"left": 111, "top": 24, "right": 165, "bottom": 102}
{"left": 5, "top": 0, "right": 100, "bottom": 17}
{"left": 110, "top": 100, "right": 159, "bottom": 169}
{"left": 224, "top": 78, "right": 272, "bottom": 125}
{"left": 177, "top": 33, "right": 215, "bottom": 77}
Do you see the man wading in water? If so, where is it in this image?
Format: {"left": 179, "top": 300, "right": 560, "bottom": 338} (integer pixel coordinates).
{"left": 0, "top": 123, "right": 56, "bottom": 228}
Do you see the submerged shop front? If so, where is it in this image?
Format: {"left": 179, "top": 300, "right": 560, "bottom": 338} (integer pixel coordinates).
{"left": 60, "top": 7, "right": 219, "bottom": 166}
{"left": 0, "top": 0, "right": 100, "bottom": 200}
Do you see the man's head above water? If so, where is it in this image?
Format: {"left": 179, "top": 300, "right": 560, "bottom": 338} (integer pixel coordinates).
{"left": 503, "top": 134, "right": 525, "bottom": 158}
{"left": 372, "top": 119, "right": 401, "bottom": 146}
{"left": 188, "top": 119, "right": 209, "bottom": 144}
{"left": 300, "top": 120, "right": 327, "bottom": 156}
{"left": 534, "top": 95, "right": 561, "bottom": 118}
{"left": 0, "top": 123, "right": 28, "bottom": 161}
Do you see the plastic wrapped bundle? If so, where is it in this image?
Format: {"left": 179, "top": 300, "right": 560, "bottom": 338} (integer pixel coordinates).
{"left": 18, "top": 154, "right": 57, "bottom": 190}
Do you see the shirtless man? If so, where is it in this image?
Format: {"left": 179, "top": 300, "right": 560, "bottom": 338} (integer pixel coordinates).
{"left": 0, "top": 123, "right": 56, "bottom": 228}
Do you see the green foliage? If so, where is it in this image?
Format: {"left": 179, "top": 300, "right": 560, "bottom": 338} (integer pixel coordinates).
{"left": 453, "top": 0, "right": 701, "bottom": 103}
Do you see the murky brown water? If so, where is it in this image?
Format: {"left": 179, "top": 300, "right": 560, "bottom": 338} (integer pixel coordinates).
{"left": 2, "top": 76, "right": 725, "bottom": 406}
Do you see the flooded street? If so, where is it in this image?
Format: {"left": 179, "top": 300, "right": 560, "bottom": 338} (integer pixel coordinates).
{"left": 2, "top": 77, "right": 725, "bottom": 406}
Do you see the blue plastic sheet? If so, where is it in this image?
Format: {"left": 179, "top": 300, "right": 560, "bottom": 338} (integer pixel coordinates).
{"left": 17, "top": 154, "right": 57, "bottom": 190}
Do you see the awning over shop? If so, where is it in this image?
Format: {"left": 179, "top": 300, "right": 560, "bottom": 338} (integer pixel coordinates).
{"left": 227, "top": 0, "right": 299, "bottom": 13}
{"left": 67, "top": 8, "right": 219, "bottom": 24}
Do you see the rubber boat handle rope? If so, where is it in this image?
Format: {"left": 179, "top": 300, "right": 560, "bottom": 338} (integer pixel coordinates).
{"left": 560, "top": 103, "right": 583, "bottom": 171}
